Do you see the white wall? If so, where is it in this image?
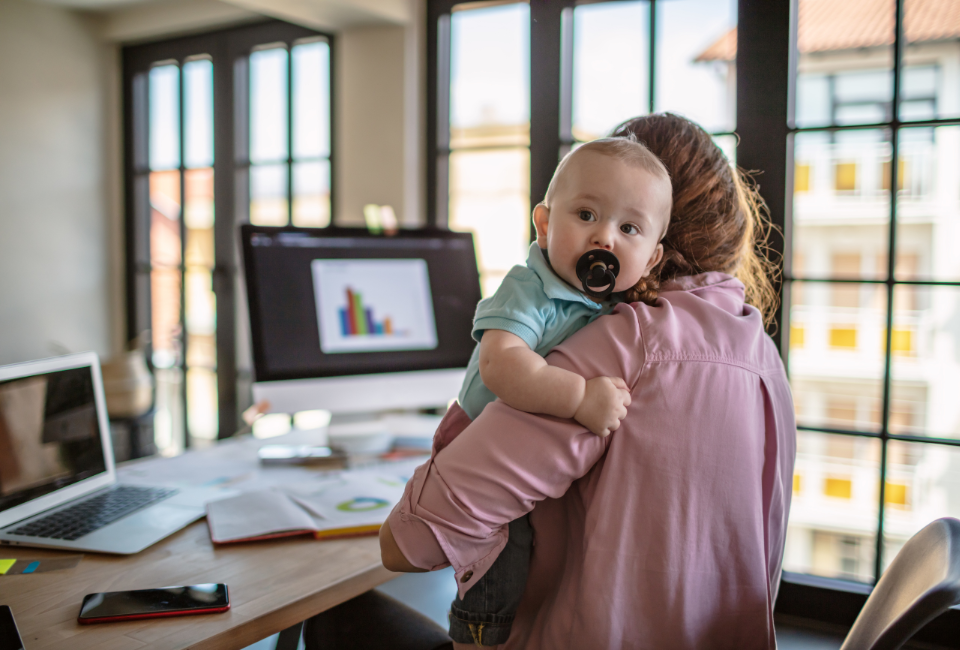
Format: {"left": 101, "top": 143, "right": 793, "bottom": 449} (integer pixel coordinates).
{"left": 335, "top": 24, "right": 411, "bottom": 226}
{"left": 0, "top": 0, "right": 121, "bottom": 365}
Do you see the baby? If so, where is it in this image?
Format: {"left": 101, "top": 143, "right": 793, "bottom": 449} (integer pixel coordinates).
{"left": 448, "top": 136, "right": 673, "bottom": 646}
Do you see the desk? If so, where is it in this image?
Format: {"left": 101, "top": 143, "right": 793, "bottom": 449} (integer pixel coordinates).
{"left": 0, "top": 430, "right": 412, "bottom": 650}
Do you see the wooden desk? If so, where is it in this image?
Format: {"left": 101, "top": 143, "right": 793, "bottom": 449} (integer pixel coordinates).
{"left": 0, "top": 432, "right": 407, "bottom": 649}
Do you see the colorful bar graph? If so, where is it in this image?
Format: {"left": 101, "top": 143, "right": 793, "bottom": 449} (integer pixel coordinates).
{"left": 338, "top": 287, "right": 396, "bottom": 338}
{"left": 345, "top": 288, "right": 357, "bottom": 334}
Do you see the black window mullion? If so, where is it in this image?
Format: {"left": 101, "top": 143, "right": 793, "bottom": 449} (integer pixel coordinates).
{"left": 648, "top": 0, "right": 656, "bottom": 114}
{"left": 427, "top": 4, "right": 453, "bottom": 228}
{"left": 736, "top": 0, "right": 794, "bottom": 352}
{"left": 125, "top": 71, "right": 152, "bottom": 342}
{"left": 178, "top": 59, "right": 190, "bottom": 450}
{"left": 558, "top": 7, "right": 574, "bottom": 153}
{"left": 287, "top": 41, "right": 294, "bottom": 226}
{"left": 214, "top": 42, "right": 238, "bottom": 439}
{"left": 327, "top": 34, "right": 338, "bottom": 223}
{"left": 874, "top": 0, "right": 908, "bottom": 582}
{"left": 530, "top": 1, "right": 566, "bottom": 219}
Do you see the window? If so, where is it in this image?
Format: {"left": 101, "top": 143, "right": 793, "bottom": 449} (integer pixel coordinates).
{"left": 445, "top": 3, "right": 531, "bottom": 296}
{"left": 123, "top": 21, "right": 332, "bottom": 454}
{"left": 784, "top": 0, "right": 960, "bottom": 593}
{"left": 429, "top": 0, "right": 960, "bottom": 637}
{"left": 429, "top": 0, "right": 736, "bottom": 296}
{"left": 248, "top": 40, "right": 332, "bottom": 228}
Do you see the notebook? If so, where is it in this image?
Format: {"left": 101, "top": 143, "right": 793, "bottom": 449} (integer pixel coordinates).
{"left": 206, "top": 470, "right": 410, "bottom": 544}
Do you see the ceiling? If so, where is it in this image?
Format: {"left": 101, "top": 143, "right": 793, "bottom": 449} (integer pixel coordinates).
{"left": 32, "top": 0, "right": 412, "bottom": 40}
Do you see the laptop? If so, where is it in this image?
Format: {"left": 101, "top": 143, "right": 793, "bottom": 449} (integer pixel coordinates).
{"left": 0, "top": 352, "right": 234, "bottom": 554}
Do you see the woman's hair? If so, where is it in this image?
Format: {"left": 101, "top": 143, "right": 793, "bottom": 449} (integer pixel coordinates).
{"left": 611, "top": 113, "right": 780, "bottom": 325}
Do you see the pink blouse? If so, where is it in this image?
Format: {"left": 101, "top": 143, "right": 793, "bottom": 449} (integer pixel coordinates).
{"left": 387, "top": 272, "right": 796, "bottom": 649}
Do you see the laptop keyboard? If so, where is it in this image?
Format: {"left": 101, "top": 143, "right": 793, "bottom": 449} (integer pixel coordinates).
{"left": 7, "top": 486, "right": 177, "bottom": 541}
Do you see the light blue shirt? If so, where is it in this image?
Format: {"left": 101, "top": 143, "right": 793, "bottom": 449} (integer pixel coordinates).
{"left": 458, "top": 243, "right": 616, "bottom": 420}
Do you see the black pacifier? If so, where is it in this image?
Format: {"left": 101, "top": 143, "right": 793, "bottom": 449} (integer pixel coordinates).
{"left": 575, "top": 249, "right": 620, "bottom": 299}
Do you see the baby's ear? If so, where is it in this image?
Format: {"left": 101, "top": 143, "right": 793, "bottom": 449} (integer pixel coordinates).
{"left": 646, "top": 243, "right": 665, "bottom": 275}
{"left": 532, "top": 203, "right": 550, "bottom": 247}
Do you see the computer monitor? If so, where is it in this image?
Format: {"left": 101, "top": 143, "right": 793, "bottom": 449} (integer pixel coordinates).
{"left": 241, "top": 225, "right": 482, "bottom": 416}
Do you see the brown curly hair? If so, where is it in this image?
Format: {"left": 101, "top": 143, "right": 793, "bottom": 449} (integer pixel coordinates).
{"left": 612, "top": 113, "right": 781, "bottom": 326}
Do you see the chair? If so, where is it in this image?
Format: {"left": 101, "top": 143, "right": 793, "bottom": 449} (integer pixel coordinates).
{"left": 840, "top": 517, "right": 960, "bottom": 650}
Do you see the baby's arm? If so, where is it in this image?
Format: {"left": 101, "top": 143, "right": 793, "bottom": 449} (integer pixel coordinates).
{"left": 478, "top": 330, "right": 630, "bottom": 437}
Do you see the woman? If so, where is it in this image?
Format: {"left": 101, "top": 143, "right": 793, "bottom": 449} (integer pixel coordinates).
{"left": 311, "top": 113, "right": 796, "bottom": 649}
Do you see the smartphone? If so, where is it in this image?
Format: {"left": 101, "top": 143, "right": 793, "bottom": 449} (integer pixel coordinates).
{"left": 0, "top": 605, "right": 25, "bottom": 650}
{"left": 77, "top": 584, "right": 230, "bottom": 624}
{"left": 257, "top": 444, "right": 346, "bottom": 466}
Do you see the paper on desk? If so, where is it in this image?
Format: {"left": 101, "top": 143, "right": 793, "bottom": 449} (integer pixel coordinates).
{"left": 206, "top": 461, "right": 424, "bottom": 543}
{"left": 285, "top": 473, "right": 407, "bottom": 535}
{"left": 117, "top": 433, "right": 335, "bottom": 493}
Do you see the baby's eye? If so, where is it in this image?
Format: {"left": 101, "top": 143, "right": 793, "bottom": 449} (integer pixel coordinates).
{"left": 621, "top": 223, "right": 640, "bottom": 235}
{"left": 578, "top": 210, "right": 596, "bottom": 222}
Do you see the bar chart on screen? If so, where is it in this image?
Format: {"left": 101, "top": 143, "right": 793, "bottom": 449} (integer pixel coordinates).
{"left": 311, "top": 259, "right": 438, "bottom": 353}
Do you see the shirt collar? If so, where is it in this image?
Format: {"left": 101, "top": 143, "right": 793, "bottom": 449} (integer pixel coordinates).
{"left": 526, "top": 243, "right": 606, "bottom": 310}
{"left": 659, "top": 272, "right": 745, "bottom": 296}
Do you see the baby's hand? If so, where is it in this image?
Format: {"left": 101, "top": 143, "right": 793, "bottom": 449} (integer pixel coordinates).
{"left": 573, "top": 376, "right": 631, "bottom": 437}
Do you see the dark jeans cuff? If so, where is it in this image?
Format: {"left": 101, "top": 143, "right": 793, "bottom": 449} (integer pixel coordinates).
{"left": 449, "top": 605, "right": 515, "bottom": 646}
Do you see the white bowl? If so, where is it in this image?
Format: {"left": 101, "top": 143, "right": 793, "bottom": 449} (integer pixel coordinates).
{"left": 326, "top": 423, "right": 394, "bottom": 455}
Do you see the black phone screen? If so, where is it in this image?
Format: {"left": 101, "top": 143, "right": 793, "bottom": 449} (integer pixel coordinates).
{"left": 0, "top": 606, "right": 25, "bottom": 650}
{"left": 78, "top": 584, "right": 229, "bottom": 619}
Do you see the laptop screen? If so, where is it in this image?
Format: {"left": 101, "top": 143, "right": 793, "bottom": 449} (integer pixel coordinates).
{"left": 0, "top": 366, "right": 107, "bottom": 514}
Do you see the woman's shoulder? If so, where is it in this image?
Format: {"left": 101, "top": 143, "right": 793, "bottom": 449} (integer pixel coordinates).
{"left": 626, "top": 273, "right": 783, "bottom": 376}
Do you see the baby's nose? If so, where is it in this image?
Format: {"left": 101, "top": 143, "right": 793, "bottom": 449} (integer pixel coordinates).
{"left": 591, "top": 228, "right": 615, "bottom": 250}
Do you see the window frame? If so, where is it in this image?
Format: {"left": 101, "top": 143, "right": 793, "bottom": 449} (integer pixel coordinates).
{"left": 427, "top": 0, "right": 960, "bottom": 641}
{"left": 122, "top": 20, "right": 335, "bottom": 445}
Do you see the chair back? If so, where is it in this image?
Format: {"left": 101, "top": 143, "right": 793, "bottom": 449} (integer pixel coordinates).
{"left": 840, "top": 517, "right": 960, "bottom": 650}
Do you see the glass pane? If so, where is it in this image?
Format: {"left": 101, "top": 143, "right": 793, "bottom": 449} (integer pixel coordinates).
{"left": 895, "top": 125, "right": 960, "bottom": 282}
{"left": 449, "top": 148, "right": 530, "bottom": 297}
{"left": 250, "top": 163, "right": 289, "bottom": 226}
{"left": 572, "top": 1, "right": 648, "bottom": 143}
{"left": 185, "top": 168, "right": 214, "bottom": 269}
{"left": 784, "top": 430, "right": 880, "bottom": 583}
{"left": 450, "top": 3, "right": 530, "bottom": 148}
{"left": 150, "top": 170, "right": 181, "bottom": 267}
{"left": 889, "top": 285, "right": 960, "bottom": 440}
{"left": 250, "top": 47, "right": 289, "bottom": 164}
{"left": 791, "top": 130, "right": 892, "bottom": 281}
{"left": 883, "top": 441, "right": 960, "bottom": 571}
{"left": 795, "top": 0, "right": 894, "bottom": 128}
{"left": 185, "top": 269, "right": 215, "bottom": 347}
{"left": 154, "top": 367, "right": 184, "bottom": 457}
{"left": 187, "top": 332, "right": 217, "bottom": 371}
{"left": 149, "top": 64, "right": 180, "bottom": 171}
{"left": 292, "top": 40, "right": 331, "bottom": 159}
{"left": 902, "top": 0, "right": 959, "bottom": 121}
{"left": 186, "top": 367, "right": 218, "bottom": 441}
{"left": 183, "top": 58, "right": 213, "bottom": 169}
{"left": 656, "top": 0, "right": 736, "bottom": 133}
{"left": 789, "top": 281, "right": 888, "bottom": 433}
{"left": 712, "top": 134, "right": 737, "bottom": 166}
{"left": 150, "top": 266, "right": 182, "bottom": 369}
{"left": 292, "top": 160, "right": 331, "bottom": 227}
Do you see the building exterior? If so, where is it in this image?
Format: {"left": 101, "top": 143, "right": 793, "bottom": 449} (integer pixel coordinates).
{"left": 699, "top": 0, "right": 960, "bottom": 582}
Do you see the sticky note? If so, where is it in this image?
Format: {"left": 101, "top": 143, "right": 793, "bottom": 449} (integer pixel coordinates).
{"left": 0, "top": 555, "right": 82, "bottom": 576}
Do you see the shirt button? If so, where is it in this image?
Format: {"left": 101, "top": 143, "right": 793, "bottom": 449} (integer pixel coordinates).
{"left": 460, "top": 571, "right": 474, "bottom": 583}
